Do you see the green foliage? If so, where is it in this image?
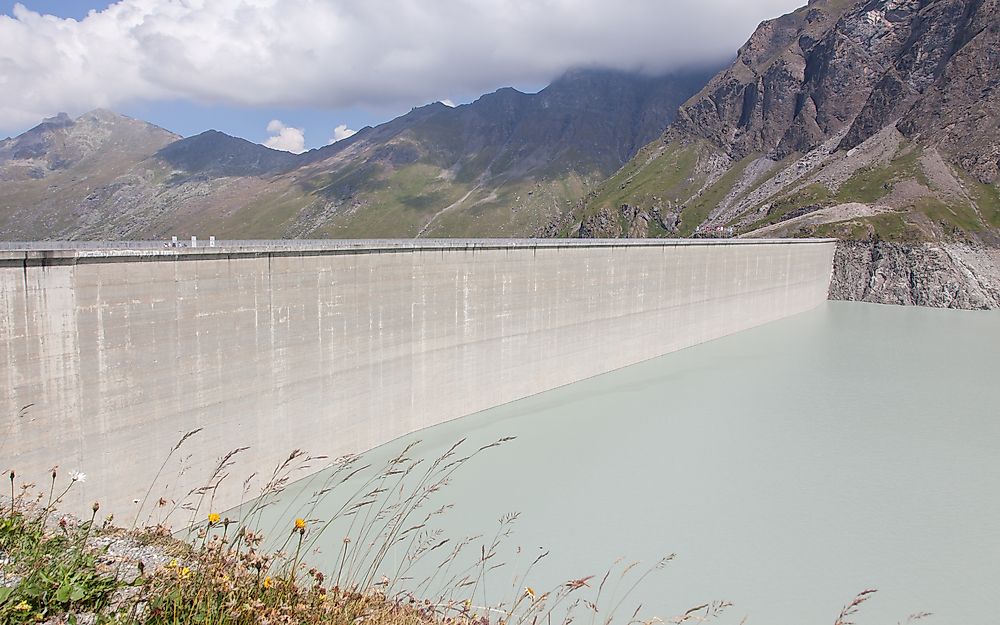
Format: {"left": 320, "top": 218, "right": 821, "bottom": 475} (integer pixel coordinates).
{"left": 913, "top": 196, "right": 983, "bottom": 233}
{"left": 834, "top": 149, "right": 925, "bottom": 206}
{"left": 0, "top": 511, "right": 120, "bottom": 624}
{"left": 971, "top": 180, "right": 1000, "bottom": 228}
{"left": 679, "top": 155, "right": 756, "bottom": 237}
{"left": 810, "top": 213, "right": 919, "bottom": 242}
{"left": 743, "top": 183, "right": 832, "bottom": 233}
{"left": 585, "top": 142, "right": 703, "bottom": 219}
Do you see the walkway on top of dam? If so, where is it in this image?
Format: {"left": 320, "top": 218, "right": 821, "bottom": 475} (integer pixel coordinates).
{"left": 0, "top": 237, "right": 836, "bottom": 263}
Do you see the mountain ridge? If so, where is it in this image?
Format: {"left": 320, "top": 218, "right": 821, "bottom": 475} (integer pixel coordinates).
{"left": 0, "top": 66, "right": 715, "bottom": 240}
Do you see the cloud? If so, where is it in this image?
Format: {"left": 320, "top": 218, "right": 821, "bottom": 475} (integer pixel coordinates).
{"left": 329, "top": 124, "right": 357, "bottom": 144}
{"left": 264, "top": 119, "right": 306, "bottom": 153}
{"left": 439, "top": 99, "right": 456, "bottom": 108}
{"left": 0, "top": 0, "right": 805, "bottom": 132}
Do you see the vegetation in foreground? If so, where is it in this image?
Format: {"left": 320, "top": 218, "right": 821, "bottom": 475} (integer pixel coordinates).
{"left": 1, "top": 430, "right": 929, "bottom": 625}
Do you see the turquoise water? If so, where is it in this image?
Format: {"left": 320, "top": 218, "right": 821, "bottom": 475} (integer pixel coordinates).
{"left": 244, "top": 302, "right": 1000, "bottom": 625}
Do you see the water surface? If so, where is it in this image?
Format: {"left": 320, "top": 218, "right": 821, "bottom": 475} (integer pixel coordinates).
{"left": 248, "top": 302, "right": 1000, "bottom": 625}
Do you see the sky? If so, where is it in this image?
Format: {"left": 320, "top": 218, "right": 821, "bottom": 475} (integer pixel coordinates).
{"left": 0, "top": 0, "right": 805, "bottom": 150}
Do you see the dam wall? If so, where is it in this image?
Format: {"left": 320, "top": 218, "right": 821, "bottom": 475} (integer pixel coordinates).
{"left": 0, "top": 239, "right": 835, "bottom": 521}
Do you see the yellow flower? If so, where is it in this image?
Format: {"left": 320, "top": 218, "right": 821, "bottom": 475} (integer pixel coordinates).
{"left": 208, "top": 512, "right": 220, "bottom": 525}
{"left": 263, "top": 576, "right": 272, "bottom": 589}
{"left": 167, "top": 558, "right": 178, "bottom": 568}
{"left": 14, "top": 601, "right": 31, "bottom": 612}
{"left": 294, "top": 518, "right": 306, "bottom": 530}
{"left": 180, "top": 567, "right": 191, "bottom": 579}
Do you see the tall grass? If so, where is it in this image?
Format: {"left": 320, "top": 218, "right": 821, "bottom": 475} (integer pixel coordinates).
{"left": 0, "top": 425, "right": 929, "bottom": 625}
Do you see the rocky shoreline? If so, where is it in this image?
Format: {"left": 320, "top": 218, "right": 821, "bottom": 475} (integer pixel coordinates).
{"left": 828, "top": 240, "right": 1000, "bottom": 310}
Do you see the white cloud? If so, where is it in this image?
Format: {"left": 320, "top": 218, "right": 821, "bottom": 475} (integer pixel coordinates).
{"left": 0, "top": 0, "right": 805, "bottom": 133}
{"left": 264, "top": 119, "right": 306, "bottom": 153}
{"left": 439, "top": 99, "right": 456, "bottom": 108}
{"left": 329, "top": 124, "right": 357, "bottom": 144}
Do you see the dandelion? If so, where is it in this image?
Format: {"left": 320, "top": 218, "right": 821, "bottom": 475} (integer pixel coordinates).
{"left": 294, "top": 518, "right": 306, "bottom": 530}
{"left": 208, "top": 512, "right": 221, "bottom": 525}
{"left": 69, "top": 470, "right": 87, "bottom": 483}
{"left": 180, "top": 567, "right": 191, "bottom": 580}
{"left": 263, "top": 576, "right": 272, "bottom": 589}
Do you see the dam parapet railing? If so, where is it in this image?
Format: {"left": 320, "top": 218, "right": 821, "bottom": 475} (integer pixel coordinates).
{"left": 0, "top": 237, "right": 836, "bottom": 258}
{"left": 1, "top": 238, "right": 836, "bottom": 522}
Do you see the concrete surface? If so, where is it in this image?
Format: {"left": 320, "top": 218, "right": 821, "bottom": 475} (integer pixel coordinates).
{"left": 0, "top": 239, "right": 835, "bottom": 522}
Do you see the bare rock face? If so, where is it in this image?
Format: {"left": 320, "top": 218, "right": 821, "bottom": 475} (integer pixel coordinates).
{"left": 896, "top": 2, "right": 1000, "bottom": 183}
{"left": 579, "top": 206, "right": 622, "bottom": 238}
{"left": 672, "top": 0, "right": 1000, "bottom": 171}
{"left": 830, "top": 239, "right": 1000, "bottom": 308}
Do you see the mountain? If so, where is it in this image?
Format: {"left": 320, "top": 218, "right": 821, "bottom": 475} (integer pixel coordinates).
{"left": 575, "top": 0, "right": 999, "bottom": 245}
{"left": 157, "top": 130, "right": 301, "bottom": 178}
{"left": 0, "top": 67, "right": 713, "bottom": 240}
{"left": 0, "top": 110, "right": 180, "bottom": 238}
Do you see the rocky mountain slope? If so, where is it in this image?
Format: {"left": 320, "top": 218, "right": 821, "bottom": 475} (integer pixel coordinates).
{"left": 572, "top": 0, "right": 999, "bottom": 307}
{"left": 0, "top": 110, "right": 181, "bottom": 237}
{"left": 0, "top": 68, "right": 711, "bottom": 240}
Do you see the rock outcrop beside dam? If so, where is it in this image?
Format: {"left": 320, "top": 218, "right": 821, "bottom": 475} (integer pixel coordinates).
{"left": 0, "top": 239, "right": 835, "bottom": 521}
{"left": 829, "top": 240, "right": 1000, "bottom": 309}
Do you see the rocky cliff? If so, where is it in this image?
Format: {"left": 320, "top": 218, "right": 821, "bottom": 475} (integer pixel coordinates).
{"left": 830, "top": 239, "right": 1000, "bottom": 308}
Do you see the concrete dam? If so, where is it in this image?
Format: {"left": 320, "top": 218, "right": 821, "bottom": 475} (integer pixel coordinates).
{"left": 1, "top": 239, "right": 835, "bottom": 520}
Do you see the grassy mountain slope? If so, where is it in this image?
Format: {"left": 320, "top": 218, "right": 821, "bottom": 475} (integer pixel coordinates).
{"left": 0, "top": 68, "right": 713, "bottom": 240}
{"left": 0, "top": 111, "right": 181, "bottom": 238}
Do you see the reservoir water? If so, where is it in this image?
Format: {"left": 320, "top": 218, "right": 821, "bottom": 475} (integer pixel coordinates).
{"left": 239, "top": 302, "right": 999, "bottom": 625}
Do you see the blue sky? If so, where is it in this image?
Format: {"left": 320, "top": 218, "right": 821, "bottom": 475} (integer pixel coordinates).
{"left": 0, "top": 1, "right": 112, "bottom": 20}
{"left": 0, "top": 0, "right": 802, "bottom": 150}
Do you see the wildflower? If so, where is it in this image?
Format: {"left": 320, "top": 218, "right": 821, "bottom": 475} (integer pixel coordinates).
{"left": 69, "top": 470, "right": 87, "bottom": 483}
{"left": 294, "top": 518, "right": 306, "bottom": 530}
{"left": 167, "top": 559, "right": 179, "bottom": 568}
{"left": 14, "top": 600, "right": 31, "bottom": 611}
{"left": 180, "top": 567, "right": 191, "bottom": 579}
{"left": 524, "top": 587, "right": 536, "bottom": 600}
{"left": 208, "top": 512, "right": 221, "bottom": 525}
{"left": 263, "top": 576, "right": 272, "bottom": 589}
